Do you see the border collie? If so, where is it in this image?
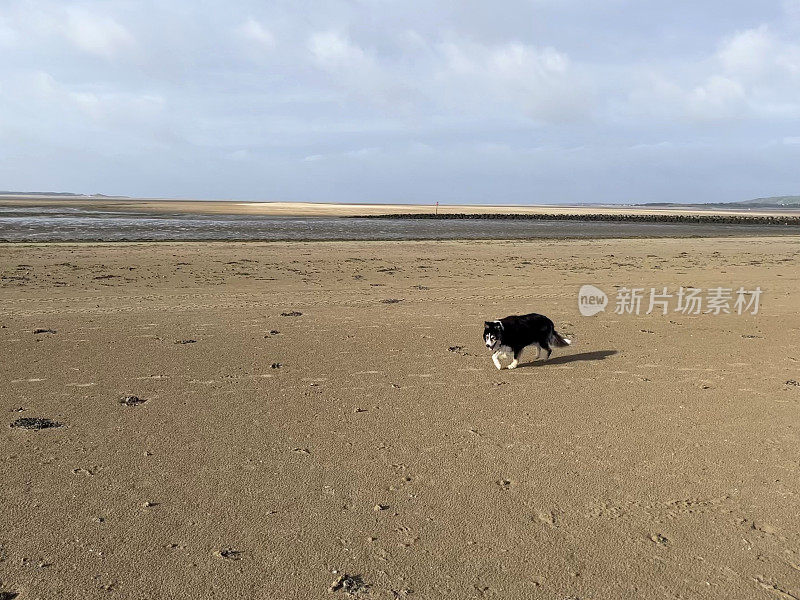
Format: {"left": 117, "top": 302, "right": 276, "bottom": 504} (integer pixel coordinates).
{"left": 483, "top": 313, "right": 571, "bottom": 370}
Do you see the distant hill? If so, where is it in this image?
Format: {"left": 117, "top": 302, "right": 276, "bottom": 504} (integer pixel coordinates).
{"left": 640, "top": 196, "right": 800, "bottom": 209}
{"left": 733, "top": 196, "right": 800, "bottom": 207}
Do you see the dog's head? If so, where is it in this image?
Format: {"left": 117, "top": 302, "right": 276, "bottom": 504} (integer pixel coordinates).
{"left": 483, "top": 321, "right": 502, "bottom": 350}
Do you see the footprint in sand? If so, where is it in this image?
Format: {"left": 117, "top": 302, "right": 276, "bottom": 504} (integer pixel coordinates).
{"left": 71, "top": 467, "right": 97, "bottom": 476}
{"left": 534, "top": 511, "right": 558, "bottom": 528}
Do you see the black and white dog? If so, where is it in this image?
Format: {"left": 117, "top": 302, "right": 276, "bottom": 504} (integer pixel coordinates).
{"left": 483, "top": 313, "right": 571, "bottom": 370}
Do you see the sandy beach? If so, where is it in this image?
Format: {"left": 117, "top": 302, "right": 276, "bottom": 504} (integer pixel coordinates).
{"left": 2, "top": 237, "right": 800, "bottom": 599}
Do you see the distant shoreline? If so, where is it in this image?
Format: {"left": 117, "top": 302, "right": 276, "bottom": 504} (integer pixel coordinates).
{"left": 3, "top": 201, "right": 800, "bottom": 242}
{"left": 3, "top": 196, "right": 800, "bottom": 218}
{"left": 348, "top": 212, "right": 800, "bottom": 226}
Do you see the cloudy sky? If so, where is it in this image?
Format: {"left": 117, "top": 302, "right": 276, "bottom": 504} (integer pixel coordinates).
{"left": 1, "top": 1, "right": 799, "bottom": 204}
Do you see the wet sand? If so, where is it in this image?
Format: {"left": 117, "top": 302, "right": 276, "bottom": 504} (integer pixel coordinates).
{"left": 1, "top": 237, "right": 800, "bottom": 599}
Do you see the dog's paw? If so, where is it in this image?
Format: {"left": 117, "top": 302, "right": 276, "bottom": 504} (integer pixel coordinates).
{"left": 508, "top": 362, "right": 518, "bottom": 369}
{"left": 494, "top": 363, "right": 503, "bottom": 370}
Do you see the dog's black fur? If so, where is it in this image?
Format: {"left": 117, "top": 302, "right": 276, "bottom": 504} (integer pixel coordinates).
{"left": 483, "top": 313, "right": 571, "bottom": 369}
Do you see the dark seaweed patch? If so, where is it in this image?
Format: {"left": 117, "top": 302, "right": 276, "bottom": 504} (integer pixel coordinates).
{"left": 10, "top": 417, "right": 62, "bottom": 430}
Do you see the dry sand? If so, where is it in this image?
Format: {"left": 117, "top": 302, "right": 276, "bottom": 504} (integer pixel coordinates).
{"left": 3, "top": 195, "right": 800, "bottom": 217}
{"left": 1, "top": 237, "right": 799, "bottom": 599}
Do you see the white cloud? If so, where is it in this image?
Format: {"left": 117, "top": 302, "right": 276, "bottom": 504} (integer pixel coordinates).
{"left": 783, "top": 0, "right": 800, "bottom": 21}
{"left": 628, "top": 24, "right": 800, "bottom": 122}
{"left": 238, "top": 17, "right": 276, "bottom": 49}
{"left": 0, "top": 15, "right": 17, "bottom": 46}
{"left": 226, "top": 149, "right": 251, "bottom": 161}
{"left": 686, "top": 75, "right": 746, "bottom": 119}
{"left": 717, "top": 25, "right": 774, "bottom": 77}
{"left": 308, "top": 31, "right": 372, "bottom": 70}
{"left": 70, "top": 90, "right": 164, "bottom": 122}
{"left": 27, "top": 71, "right": 164, "bottom": 125}
{"left": 302, "top": 31, "right": 590, "bottom": 122}
{"left": 301, "top": 146, "right": 380, "bottom": 162}
{"left": 716, "top": 25, "right": 800, "bottom": 84}
{"left": 305, "top": 31, "right": 422, "bottom": 112}
{"left": 62, "top": 7, "right": 135, "bottom": 59}
{"left": 436, "top": 38, "right": 591, "bottom": 122}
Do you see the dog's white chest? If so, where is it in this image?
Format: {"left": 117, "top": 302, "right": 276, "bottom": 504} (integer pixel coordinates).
{"left": 496, "top": 346, "right": 513, "bottom": 360}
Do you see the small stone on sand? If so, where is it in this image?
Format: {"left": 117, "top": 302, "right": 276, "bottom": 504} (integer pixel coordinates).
{"left": 215, "top": 548, "right": 242, "bottom": 560}
{"left": 329, "top": 573, "right": 367, "bottom": 594}
{"left": 120, "top": 395, "right": 146, "bottom": 406}
{"left": 650, "top": 533, "right": 669, "bottom": 546}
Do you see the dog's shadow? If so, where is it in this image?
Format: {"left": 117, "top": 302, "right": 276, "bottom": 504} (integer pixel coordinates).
{"left": 519, "top": 349, "right": 617, "bottom": 368}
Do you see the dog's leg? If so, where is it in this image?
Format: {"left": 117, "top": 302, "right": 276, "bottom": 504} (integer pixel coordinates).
{"left": 492, "top": 351, "right": 503, "bottom": 370}
{"left": 535, "top": 345, "right": 542, "bottom": 360}
{"left": 508, "top": 347, "right": 523, "bottom": 369}
{"left": 540, "top": 342, "right": 552, "bottom": 361}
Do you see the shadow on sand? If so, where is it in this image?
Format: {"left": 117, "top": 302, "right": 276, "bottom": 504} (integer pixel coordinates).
{"left": 520, "top": 349, "right": 617, "bottom": 368}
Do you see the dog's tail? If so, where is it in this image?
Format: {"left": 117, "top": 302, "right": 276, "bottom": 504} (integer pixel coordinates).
{"left": 550, "top": 330, "right": 571, "bottom": 347}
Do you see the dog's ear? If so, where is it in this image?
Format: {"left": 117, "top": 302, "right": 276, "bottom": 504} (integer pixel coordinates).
{"left": 484, "top": 321, "right": 493, "bottom": 327}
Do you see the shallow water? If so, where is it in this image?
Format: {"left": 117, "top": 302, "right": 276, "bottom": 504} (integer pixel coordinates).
{"left": 1, "top": 205, "right": 797, "bottom": 242}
